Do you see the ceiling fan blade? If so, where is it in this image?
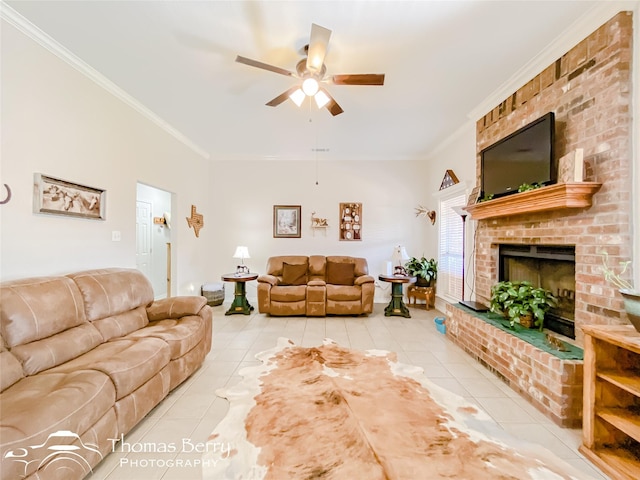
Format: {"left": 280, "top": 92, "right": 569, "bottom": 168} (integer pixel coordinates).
{"left": 331, "top": 74, "right": 385, "bottom": 86}
{"left": 235, "top": 55, "right": 295, "bottom": 77}
{"left": 307, "top": 24, "right": 331, "bottom": 73}
{"left": 320, "top": 89, "right": 344, "bottom": 116}
{"left": 266, "top": 86, "right": 300, "bottom": 107}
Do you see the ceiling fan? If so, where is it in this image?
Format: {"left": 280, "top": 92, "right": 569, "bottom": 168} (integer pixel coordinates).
{"left": 235, "top": 23, "right": 385, "bottom": 116}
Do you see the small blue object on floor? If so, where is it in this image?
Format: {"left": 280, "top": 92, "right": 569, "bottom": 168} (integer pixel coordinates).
{"left": 434, "top": 317, "right": 446, "bottom": 334}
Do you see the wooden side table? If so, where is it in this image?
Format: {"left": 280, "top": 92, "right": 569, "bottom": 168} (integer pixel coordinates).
{"left": 221, "top": 272, "right": 258, "bottom": 315}
{"left": 407, "top": 285, "right": 435, "bottom": 310}
{"left": 378, "top": 274, "right": 416, "bottom": 318}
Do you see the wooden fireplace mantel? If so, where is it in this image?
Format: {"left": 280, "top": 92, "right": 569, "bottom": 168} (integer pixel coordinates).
{"left": 463, "top": 182, "right": 602, "bottom": 220}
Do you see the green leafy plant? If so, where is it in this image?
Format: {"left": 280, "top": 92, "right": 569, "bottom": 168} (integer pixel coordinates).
{"left": 490, "top": 281, "right": 558, "bottom": 330}
{"left": 404, "top": 257, "right": 437, "bottom": 286}
{"left": 517, "top": 182, "right": 543, "bottom": 193}
{"left": 478, "top": 193, "right": 494, "bottom": 203}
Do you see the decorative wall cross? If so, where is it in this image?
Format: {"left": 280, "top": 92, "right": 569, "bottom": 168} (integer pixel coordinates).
{"left": 186, "top": 205, "right": 204, "bottom": 237}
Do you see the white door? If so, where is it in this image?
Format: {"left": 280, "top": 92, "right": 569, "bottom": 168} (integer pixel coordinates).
{"left": 136, "top": 200, "right": 152, "bottom": 280}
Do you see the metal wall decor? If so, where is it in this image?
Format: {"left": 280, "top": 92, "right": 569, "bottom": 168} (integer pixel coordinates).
{"left": 186, "top": 205, "right": 204, "bottom": 237}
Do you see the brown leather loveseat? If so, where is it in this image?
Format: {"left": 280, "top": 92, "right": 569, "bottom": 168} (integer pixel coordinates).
{"left": 0, "top": 268, "right": 212, "bottom": 480}
{"left": 257, "top": 255, "right": 374, "bottom": 316}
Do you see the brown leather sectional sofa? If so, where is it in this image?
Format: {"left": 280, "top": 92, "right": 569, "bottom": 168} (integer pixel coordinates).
{"left": 257, "top": 255, "right": 375, "bottom": 316}
{"left": 0, "top": 268, "right": 212, "bottom": 480}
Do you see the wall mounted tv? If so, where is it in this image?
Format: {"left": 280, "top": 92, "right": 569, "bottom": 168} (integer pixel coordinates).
{"left": 481, "top": 112, "right": 555, "bottom": 199}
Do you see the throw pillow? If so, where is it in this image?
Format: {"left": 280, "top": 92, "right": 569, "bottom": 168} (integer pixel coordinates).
{"left": 326, "top": 261, "right": 355, "bottom": 286}
{"left": 281, "top": 263, "right": 308, "bottom": 286}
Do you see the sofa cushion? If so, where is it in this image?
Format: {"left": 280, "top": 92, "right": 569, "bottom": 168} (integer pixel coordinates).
{"left": 0, "top": 370, "right": 115, "bottom": 479}
{"left": 327, "top": 285, "right": 362, "bottom": 301}
{"left": 92, "top": 306, "right": 149, "bottom": 341}
{"left": 47, "top": 337, "right": 170, "bottom": 400}
{"left": 146, "top": 296, "right": 207, "bottom": 321}
{"left": 0, "top": 340, "right": 23, "bottom": 392}
{"left": 265, "top": 256, "right": 309, "bottom": 276}
{"left": 1, "top": 276, "right": 87, "bottom": 348}
{"left": 271, "top": 285, "right": 307, "bottom": 302}
{"left": 11, "top": 323, "right": 103, "bottom": 375}
{"left": 68, "top": 268, "right": 154, "bottom": 322}
{"left": 326, "top": 261, "right": 355, "bottom": 286}
{"left": 126, "top": 316, "right": 206, "bottom": 359}
{"left": 281, "top": 262, "right": 308, "bottom": 286}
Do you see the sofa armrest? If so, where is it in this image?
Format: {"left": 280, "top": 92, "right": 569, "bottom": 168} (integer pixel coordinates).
{"left": 257, "top": 274, "right": 279, "bottom": 286}
{"left": 308, "top": 279, "right": 326, "bottom": 287}
{"left": 146, "top": 296, "right": 208, "bottom": 321}
{"left": 354, "top": 275, "right": 375, "bottom": 286}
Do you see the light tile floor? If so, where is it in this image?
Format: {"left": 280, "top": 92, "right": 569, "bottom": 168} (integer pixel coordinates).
{"left": 88, "top": 303, "right": 609, "bottom": 480}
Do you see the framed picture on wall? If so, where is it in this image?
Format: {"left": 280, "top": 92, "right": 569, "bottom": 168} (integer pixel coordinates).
{"left": 339, "top": 202, "right": 362, "bottom": 241}
{"left": 273, "top": 205, "right": 301, "bottom": 238}
{"left": 33, "top": 173, "right": 106, "bottom": 220}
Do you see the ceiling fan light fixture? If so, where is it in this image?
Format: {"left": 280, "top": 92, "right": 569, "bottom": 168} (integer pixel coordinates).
{"left": 302, "top": 77, "right": 319, "bottom": 97}
{"left": 289, "top": 88, "right": 305, "bottom": 107}
{"left": 314, "top": 90, "right": 330, "bottom": 109}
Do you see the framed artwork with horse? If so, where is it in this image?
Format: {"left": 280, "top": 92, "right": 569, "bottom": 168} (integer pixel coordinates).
{"left": 33, "top": 173, "right": 106, "bottom": 220}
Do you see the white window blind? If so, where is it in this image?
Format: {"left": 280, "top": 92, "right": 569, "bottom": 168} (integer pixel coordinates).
{"left": 438, "top": 193, "right": 466, "bottom": 301}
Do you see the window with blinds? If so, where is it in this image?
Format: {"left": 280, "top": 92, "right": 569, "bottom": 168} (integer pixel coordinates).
{"left": 438, "top": 193, "right": 466, "bottom": 301}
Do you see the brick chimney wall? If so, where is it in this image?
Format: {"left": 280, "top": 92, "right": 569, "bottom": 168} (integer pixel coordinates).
{"left": 473, "top": 11, "right": 633, "bottom": 345}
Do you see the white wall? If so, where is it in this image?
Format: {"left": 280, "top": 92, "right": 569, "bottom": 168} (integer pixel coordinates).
{"left": 0, "top": 21, "right": 433, "bottom": 303}
{"left": 208, "top": 159, "right": 431, "bottom": 302}
{"left": 0, "top": 21, "right": 213, "bottom": 295}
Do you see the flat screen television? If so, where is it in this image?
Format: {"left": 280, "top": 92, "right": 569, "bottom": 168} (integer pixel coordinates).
{"left": 481, "top": 112, "right": 555, "bottom": 199}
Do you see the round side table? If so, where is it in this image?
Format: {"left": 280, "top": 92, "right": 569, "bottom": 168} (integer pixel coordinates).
{"left": 378, "top": 274, "right": 416, "bottom": 318}
{"left": 221, "top": 272, "right": 258, "bottom": 315}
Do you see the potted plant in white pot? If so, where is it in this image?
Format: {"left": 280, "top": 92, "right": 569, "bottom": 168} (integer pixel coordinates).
{"left": 601, "top": 252, "right": 640, "bottom": 332}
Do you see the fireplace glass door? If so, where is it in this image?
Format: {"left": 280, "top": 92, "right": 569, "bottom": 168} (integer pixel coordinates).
{"left": 499, "top": 245, "right": 576, "bottom": 338}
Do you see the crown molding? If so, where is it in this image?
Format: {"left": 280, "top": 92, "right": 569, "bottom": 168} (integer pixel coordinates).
{"left": 0, "top": 3, "right": 210, "bottom": 160}
{"left": 467, "top": 1, "right": 639, "bottom": 121}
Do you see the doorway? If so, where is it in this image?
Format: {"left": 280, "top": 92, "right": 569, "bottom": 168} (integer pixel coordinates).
{"left": 136, "top": 183, "right": 173, "bottom": 299}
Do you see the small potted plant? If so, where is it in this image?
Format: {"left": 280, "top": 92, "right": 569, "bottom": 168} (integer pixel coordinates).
{"left": 404, "top": 257, "right": 437, "bottom": 287}
{"left": 490, "top": 280, "right": 557, "bottom": 330}
{"left": 600, "top": 252, "right": 640, "bottom": 332}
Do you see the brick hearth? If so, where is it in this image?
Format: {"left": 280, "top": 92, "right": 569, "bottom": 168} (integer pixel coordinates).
{"left": 446, "top": 305, "right": 583, "bottom": 427}
{"left": 446, "top": 11, "right": 633, "bottom": 426}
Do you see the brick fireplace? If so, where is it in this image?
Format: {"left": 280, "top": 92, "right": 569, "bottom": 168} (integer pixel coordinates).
{"left": 446, "top": 12, "right": 634, "bottom": 427}
{"left": 474, "top": 11, "right": 633, "bottom": 344}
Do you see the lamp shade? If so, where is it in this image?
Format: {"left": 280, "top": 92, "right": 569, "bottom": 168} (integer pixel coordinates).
{"left": 289, "top": 88, "right": 305, "bottom": 107}
{"left": 391, "top": 245, "right": 409, "bottom": 264}
{"left": 233, "top": 246, "right": 250, "bottom": 260}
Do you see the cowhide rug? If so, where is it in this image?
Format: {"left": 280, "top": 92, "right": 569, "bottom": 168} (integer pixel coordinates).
{"left": 203, "top": 338, "right": 594, "bottom": 480}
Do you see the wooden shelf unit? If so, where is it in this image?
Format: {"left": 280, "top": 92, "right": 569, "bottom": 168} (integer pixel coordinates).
{"left": 580, "top": 325, "right": 640, "bottom": 480}
{"left": 463, "top": 182, "right": 601, "bottom": 220}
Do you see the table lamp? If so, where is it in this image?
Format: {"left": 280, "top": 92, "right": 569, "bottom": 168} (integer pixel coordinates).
{"left": 233, "top": 246, "right": 250, "bottom": 274}
{"left": 391, "top": 245, "right": 409, "bottom": 275}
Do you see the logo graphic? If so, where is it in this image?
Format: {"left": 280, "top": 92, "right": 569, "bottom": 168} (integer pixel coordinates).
{"left": 3, "top": 430, "right": 102, "bottom": 478}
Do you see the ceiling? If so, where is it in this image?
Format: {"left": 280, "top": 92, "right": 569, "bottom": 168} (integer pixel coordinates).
{"left": 4, "top": 1, "right": 610, "bottom": 162}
